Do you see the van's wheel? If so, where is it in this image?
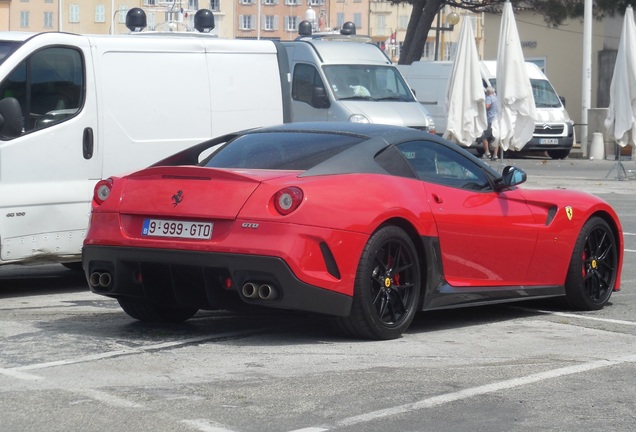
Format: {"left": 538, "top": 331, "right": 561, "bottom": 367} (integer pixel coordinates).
{"left": 548, "top": 149, "right": 570, "bottom": 160}
{"left": 117, "top": 298, "right": 198, "bottom": 322}
{"left": 333, "top": 226, "right": 420, "bottom": 340}
{"left": 564, "top": 217, "right": 618, "bottom": 310}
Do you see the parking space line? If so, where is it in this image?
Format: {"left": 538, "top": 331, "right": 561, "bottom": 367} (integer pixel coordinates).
{"left": 0, "top": 367, "right": 43, "bottom": 381}
{"left": 9, "top": 328, "right": 275, "bottom": 374}
{"left": 181, "top": 419, "right": 238, "bottom": 432}
{"left": 287, "top": 429, "right": 329, "bottom": 432}
{"left": 514, "top": 307, "right": 636, "bottom": 326}
{"left": 72, "top": 388, "right": 143, "bottom": 409}
{"left": 299, "top": 354, "right": 636, "bottom": 431}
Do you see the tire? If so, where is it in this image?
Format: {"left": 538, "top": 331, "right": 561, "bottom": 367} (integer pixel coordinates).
{"left": 548, "top": 149, "right": 570, "bottom": 160}
{"left": 333, "top": 226, "right": 421, "bottom": 340}
{"left": 117, "top": 297, "right": 198, "bottom": 323}
{"left": 564, "top": 217, "right": 618, "bottom": 310}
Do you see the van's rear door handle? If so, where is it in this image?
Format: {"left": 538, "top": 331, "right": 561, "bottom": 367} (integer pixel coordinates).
{"left": 83, "top": 127, "right": 94, "bottom": 159}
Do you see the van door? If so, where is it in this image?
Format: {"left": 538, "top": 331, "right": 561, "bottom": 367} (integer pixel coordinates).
{"left": 0, "top": 36, "right": 98, "bottom": 264}
{"left": 290, "top": 63, "right": 329, "bottom": 122}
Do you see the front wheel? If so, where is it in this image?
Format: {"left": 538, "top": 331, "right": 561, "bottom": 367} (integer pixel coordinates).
{"left": 117, "top": 298, "right": 198, "bottom": 323}
{"left": 333, "top": 226, "right": 421, "bottom": 340}
{"left": 564, "top": 217, "right": 618, "bottom": 310}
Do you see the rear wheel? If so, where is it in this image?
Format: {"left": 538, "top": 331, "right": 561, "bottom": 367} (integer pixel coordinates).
{"left": 117, "top": 298, "right": 198, "bottom": 323}
{"left": 564, "top": 217, "right": 618, "bottom": 310}
{"left": 333, "top": 226, "right": 420, "bottom": 340}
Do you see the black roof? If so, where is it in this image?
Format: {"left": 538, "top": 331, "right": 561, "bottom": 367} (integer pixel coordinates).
{"left": 154, "top": 122, "right": 497, "bottom": 180}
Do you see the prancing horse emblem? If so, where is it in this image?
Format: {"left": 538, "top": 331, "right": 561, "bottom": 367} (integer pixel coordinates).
{"left": 172, "top": 190, "right": 183, "bottom": 207}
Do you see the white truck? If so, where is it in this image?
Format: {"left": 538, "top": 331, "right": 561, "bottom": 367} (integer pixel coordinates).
{"left": 398, "top": 60, "right": 574, "bottom": 159}
{"left": 0, "top": 15, "right": 436, "bottom": 268}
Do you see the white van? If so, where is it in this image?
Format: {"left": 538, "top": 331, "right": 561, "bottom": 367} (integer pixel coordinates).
{"left": 480, "top": 61, "right": 574, "bottom": 159}
{"left": 281, "top": 22, "right": 436, "bottom": 133}
{"left": 398, "top": 60, "right": 574, "bottom": 159}
{"left": 0, "top": 30, "right": 288, "bottom": 267}
{"left": 396, "top": 61, "right": 455, "bottom": 135}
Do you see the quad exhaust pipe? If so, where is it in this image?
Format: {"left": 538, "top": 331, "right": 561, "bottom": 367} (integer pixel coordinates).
{"left": 89, "top": 271, "right": 112, "bottom": 288}
{"left": 241, "top": 282, "right": 278, "bottom": 300}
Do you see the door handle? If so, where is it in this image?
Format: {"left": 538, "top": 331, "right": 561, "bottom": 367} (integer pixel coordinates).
{"left": 83, "top": 127, "right": 94, "bottom": 159}
{"left": 432, "top": 194, "right": 444, "bottom": 204}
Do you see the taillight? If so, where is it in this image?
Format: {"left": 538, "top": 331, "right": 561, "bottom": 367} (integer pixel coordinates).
{"left": 94, "top": 178, "right": 113, "bottom": 205}
{"left": 274, "top": 187, "right": 303, "bottom": 215}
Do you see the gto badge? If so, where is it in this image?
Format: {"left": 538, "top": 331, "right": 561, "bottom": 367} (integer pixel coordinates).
{"left": 565, "top": 206, "right": 573, "bottom": 221}
{"left": 242, "top": 222, "right": 259, "bottom": 229}
{"left": 172, "top": 190, "right": 183, "bottom": 207}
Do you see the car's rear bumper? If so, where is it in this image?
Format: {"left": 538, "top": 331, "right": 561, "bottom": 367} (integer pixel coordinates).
{"left": 82, "top": 245, "right": 353, "bottom": 317}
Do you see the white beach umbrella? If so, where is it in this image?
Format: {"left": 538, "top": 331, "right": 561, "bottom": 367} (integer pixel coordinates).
{"left": 492, "top": 1, "right": 537, "bottom": 151}
{"left": 604, "top": 5, "right": 636, "bottom": 148}
{"left": 442, "top": 19, "right": 487, "bottom": 146}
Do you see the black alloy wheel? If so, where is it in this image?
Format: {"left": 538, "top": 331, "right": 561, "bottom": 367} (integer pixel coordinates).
{"left": 333, "top": 226, "right": 421, "bottom": 340}
{"left": 565, "top": 216, "right": 618, "bottom": 310}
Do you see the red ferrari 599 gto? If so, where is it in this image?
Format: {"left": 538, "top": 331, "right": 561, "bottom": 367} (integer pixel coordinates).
{"left": 82, "top": 123, "right": 623, "bottom": 340}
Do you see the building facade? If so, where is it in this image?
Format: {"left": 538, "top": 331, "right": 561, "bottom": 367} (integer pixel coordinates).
{"left": 0, "top": 1, "right": 231, "bottom": 37}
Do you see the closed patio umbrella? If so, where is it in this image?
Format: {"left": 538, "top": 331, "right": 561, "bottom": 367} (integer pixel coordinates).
{"left": 604, "top": 5, "right": 636, "bottom": 180}
{"left": 492, "top": 1, "right": 536, "bottom": 154}
{"left": 443, "top": 19, "right": 487, "bottom": 147}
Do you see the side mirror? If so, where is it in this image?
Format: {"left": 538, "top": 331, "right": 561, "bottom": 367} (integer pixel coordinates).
{"left": 312, "top": 86, "right": 330, "bottom": 109}
{"left": 0, "top": 97, "right": 23, "bottom": 139}
{"left": 500, "top": 166, "right": 527, "bottom": 188}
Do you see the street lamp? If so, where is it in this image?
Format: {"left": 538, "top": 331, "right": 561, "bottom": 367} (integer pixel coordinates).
{"left": 434, "top": 11, "right": 459, "bottom": 61}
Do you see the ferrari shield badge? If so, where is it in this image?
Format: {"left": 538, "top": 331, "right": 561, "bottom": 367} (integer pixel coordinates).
{"left": 565, "top": 206, "right": 573, "bottom": 220}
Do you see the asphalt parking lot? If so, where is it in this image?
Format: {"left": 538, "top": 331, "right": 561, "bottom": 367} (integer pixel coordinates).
{"left": 1, "top": 156, "right": 636, "bottom": 432}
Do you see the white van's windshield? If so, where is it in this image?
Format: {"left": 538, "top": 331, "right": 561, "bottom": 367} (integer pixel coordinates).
{"left": 489, "top": 78, "right": 562, "bottom": 108}
{"left": 323, "top": 65, "right": 416, "bottom": 102}
{"left": 0, "top": 42, "right": 23, "bottom": 66}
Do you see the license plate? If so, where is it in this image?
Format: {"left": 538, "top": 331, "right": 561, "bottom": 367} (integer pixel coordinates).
{"left": 539, "top": 138, "right": 558, "bottom": 144}
{"left": 142, "top": 219, "right": 213, "bottom": 239}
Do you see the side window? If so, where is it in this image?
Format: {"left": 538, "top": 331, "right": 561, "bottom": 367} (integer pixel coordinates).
{"left": 0, "top": 46, "right": 84, "bottom": 137}
{"left": 292, "top": 63, "right": 326, "bottom": 107}
{"left": 397, "top": 141, "right": 491, "bottom": 191}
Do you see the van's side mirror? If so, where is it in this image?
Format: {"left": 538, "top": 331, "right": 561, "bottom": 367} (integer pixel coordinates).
{"left": 0, "top": 97, "right": 23, "bottom": 139}
{"left": 559, "top": 95, "right": 566, "bottom": 107}
{"left": 312, "top": 86, "right": 330, "bottom": 109}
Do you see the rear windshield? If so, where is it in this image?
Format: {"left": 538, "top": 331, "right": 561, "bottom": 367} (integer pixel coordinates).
{"left": 204, "top": 132, "right": 365, "bottom": 170}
